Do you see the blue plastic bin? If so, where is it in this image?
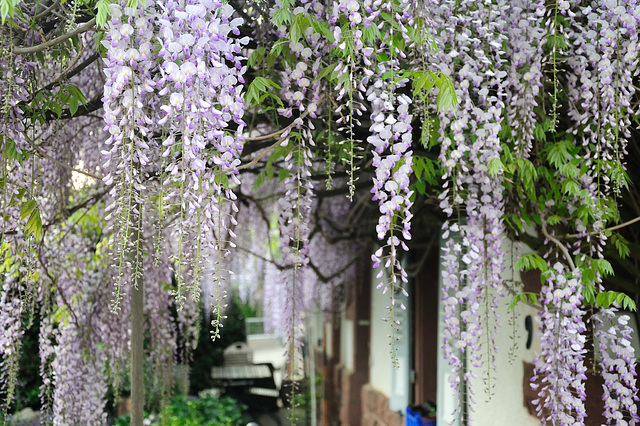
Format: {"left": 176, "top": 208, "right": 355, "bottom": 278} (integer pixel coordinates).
{"left": 406, "top": 406, "right": 436, "bottom": 426}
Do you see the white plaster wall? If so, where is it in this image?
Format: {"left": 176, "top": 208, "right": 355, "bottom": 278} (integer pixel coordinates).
{"left": 369, "top": 265, "right": 393, "bottom": 395}
{"left": 325, "top": 322, "right": 333, "bottom": 358}
{"left": 340, "top": 309, "right": 354, "bottom": 371}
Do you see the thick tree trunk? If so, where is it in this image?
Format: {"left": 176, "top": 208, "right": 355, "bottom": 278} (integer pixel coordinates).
{"left": 130, "top": 214, "right": 144, "bottom": 426}
{"left": 130, "top": 269, "right": 144, "bottom": 426}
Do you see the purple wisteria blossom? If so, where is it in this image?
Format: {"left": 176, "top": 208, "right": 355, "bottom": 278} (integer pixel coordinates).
{"left": 594, "top": 306, "right": 640, "bottom": 425}
{"left": 433, "top": 0, "right": 509, "bottom": 413}
{"left": 532, "top": 263, "right": 588, "bottom": 425}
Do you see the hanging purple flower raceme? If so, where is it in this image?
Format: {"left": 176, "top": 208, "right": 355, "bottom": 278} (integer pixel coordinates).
{"left": 325, "top": 0, "right": 371, "bottom": 198}
{"left": 0, "top": 40, "right": 30, "bottom": 155}
{"left": 503, "top": 0, "right": 546, "bottom": 157}
{"left": 277, "top": 124, "right": 315, "bottom": 377}
{"left": 439, "top": 224, "right": 466, "bottom": 407}
{"left": 155, "top": 1, "right": 247, "bottom": 331}
{"left": 144, "top": 249, "right": 178, "bottom": 398}
{"left": 102, "top": 0, "right": 157, "bottom": 311}
{"left": 564, "top": 0, "right": 640, "bottom": 195}
{"left": 41, "top": 231, "right": 109, "bottom": 424}
{"left": 0, "top": 277, "right": 24, "bottom": 414}
{"left": 433, "top": 0, "right": 509, "bottom": 412}
{"left": 52, "top": 314, "right": 108, "bottom": 425}
{"left": 360, "top": 0, "right": 415, "bottom": 365}
{"left": 532, "top": 263, "right": 588, "bottom": 426}
{"left": 262, "top": 260, "right": 286, "bottom": 336}
{"left": 367, "top": 78, "right": 413, "bottom": 316}
{"left": 593, "top": 306, "right": 640, "bottom": 425}
{"left": 462, "top": 105, "right": 506, "bottom": 384}
{"left": 38, "top": 314, "right": 56, "bottom": 410}
{"left": 267, "top": 0, "right": 325, "bottom": 377}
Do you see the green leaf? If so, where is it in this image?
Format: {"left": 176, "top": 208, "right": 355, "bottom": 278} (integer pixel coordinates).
{"left": 547, "top": 140, "right": 572, "bottom": 168}
{"left": 69, "top": 97, "right": 79, "bottom": 116}
{"left": 533, "top": 124, "right": 546, "bottom": 142}
{"left": 245, "top": 77, "right": 281, "bottom": 107}
{"left": 436, "top": 76, "right": 458, "bottom": 114}
{"left": 508, "top": 292, "right": 538, "bottom": 311}
{"left": 362, "top": 25, "right": 380, "bottom": 44}
{"left": 561, "top": 179, "right": 580, "bottom": 196}
{"left": 266, "top": 39, "right": 287, "bottom": 68}
{"left": 53, "top": 305, "right": 71, "bottom": 326}
{"left": 310, "top": 18, "right": 333, "bottom": 40}
{"left": 414, "top": 179, "right": 426, "bottom": 195}
{"left": 413, "top": 71, "right": 436, "bottom": 97}
{"left": 248, "top": 47, "right": 266, "bottom": 68}
{"left": 595, "top": 291, "right": 635, "bottom": 311}
{"left": 96, "top": 0, "right": 111, "bottom": 27}
{"left": 290, "top": 13, "right": 311, "bottom": 45}
{"left": 20, "top": 199, "right": 37, "bottom": 220}
{"left": 0, "top": 0, "right": 21, "bottom": 21}
{"left": 316, "top": 63, "right": 337, "bottom": 81}
{"left": 271, "top": 7, "right": 292, "bottom": 27}
{"left": 488, "top": 157, "right": 504, "bottom": 177}
{"left": 3, "top": 138, "right": 17, "bottom": 160}
{"left": 582, "top": 282, "right": 596, "bottom": 305}
{"left": 547, "top": 215, "right": 562, "bottom": 225}
{"left": 25, "top": 207, "right": 43, "bottom": 240}
{"left": 621, "top": 294, "right": 637, "bottom": 311}
{"left": 67, "top": 85, "right": 86, "bottom": 103}
{"left": 278, "top": 168, "right": 290, "bottom": 181}
{"left": 379, "top": 12, "right": 401, "bottom": 31}
{"left": 508, "top": 293, "right": 526, "bottom": 311}
{"left": 610, "top": 164, "right": 630, "bottom": 191}
{"left": 391, "top": 32, "right": 405, "bottom": 51}
{"left": 545, "top": 34, "right": 567, "bottom": 50}
{"left": 516, "top": 158, "right": 537, "bottom": 193}
{"left": 14, "top": 187, "right": 27, "bottom": 204}
{"left": 559, "top": 163, "right": 579, "bottom": 179}
{"left": 252, "top": 171, "right": 266, "bottom": 190}
{"left": 611, "top": 233, "right": 630, "bottom": 259}
{"left": 514, "top": 253, "right": 548, "bottom": 273}
{"left": 1, "top": 1, "right": 10, "bottom": 21}
{"left": 592, "top": 258, "right": 614, "bottom": 277}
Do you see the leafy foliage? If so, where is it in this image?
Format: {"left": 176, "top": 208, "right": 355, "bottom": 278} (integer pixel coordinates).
{"left": 114, "top": 394, "right": 248, "bottom": 426}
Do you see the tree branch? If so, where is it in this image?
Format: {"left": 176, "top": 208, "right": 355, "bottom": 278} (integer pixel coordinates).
{"left": 565, "top": 215, "right": 640, "bottom": 239}
{"left": 307, "top": 246, "right": 368, "bottom": 283}
{"left": 13, "top": 18, "right": 96, "bottom": 55}
{"left": 540, "top": 214, "right": 576, "bottom": 272}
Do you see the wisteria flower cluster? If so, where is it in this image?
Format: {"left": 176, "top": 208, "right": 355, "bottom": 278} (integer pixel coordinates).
{"left": 432, "top": 0, "right": 509, "bottom": 408}
{"left": 368, "top": 79, "right": 413, "bottom": 306}
{"left": 100, "top": 0, "right": 248, "bottom": 341}
{"left": 532, "top": 263, "right": 588, "bottom": 425}
{"left": 0, "top": 278, "right": 24, "bottom": 414}
{"left": 268, "top": 0, "right": 324, "bottom": 377}
{"left": 154, "top": 0, "right": 248, "bottom": 340}
{"left": 594, "top": 306, "right": 640, "bottom": 425}
{"left": 102, "top": 0, "right": 158, "bottom": 310}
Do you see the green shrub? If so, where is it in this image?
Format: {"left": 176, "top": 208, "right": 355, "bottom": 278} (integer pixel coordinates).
{"left": 114, "top": 394, "right": 248, "bottom": 426}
